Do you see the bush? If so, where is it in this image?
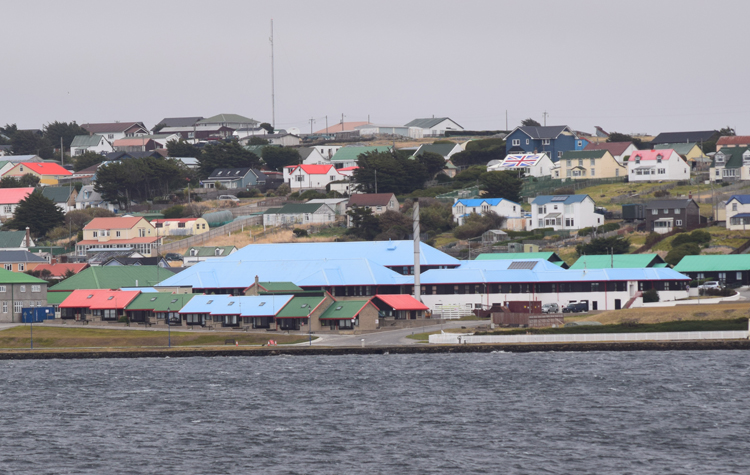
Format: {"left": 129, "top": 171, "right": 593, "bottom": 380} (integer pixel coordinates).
{"left": 645, "top": 232, "right": 661, "bottom": 248}
{"left": 292, "top": 228, "right": 308, "bottom": 237}
{"left": 671, "top": 230, "right": 711, "bottom": 248}
{"left": 701, "top": 287, "right": 736, "bottom": 297}
{"left": 653, "top": 190, "right": 671, "bottom": 197}
{"left": 162, "top": 205, "right": 185, "bottom": 219}
{"left": 578, "top": 227, "right": 594, "bottom": 237}
{"left": 600, "top": 222, "right": 620, "bottom": 233}
{"left": 276, "top": 183, "right": 291, "bottom": 195}
{"left": 553, "top": 187, "right": 574, "bottom": 195}
{"left": 643, "top": 289, "right": 659, "bottom": 303}
{"left": 665, "top": 242, "right": 701, "bottom": 266}
{"left": 236, "top": 190, "right": 259, "bottom": 198}
{"left": 118, "top": 316, "right": 128, "bottom": 324}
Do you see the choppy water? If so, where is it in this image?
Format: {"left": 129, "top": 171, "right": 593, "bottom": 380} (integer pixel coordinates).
{"left": 0, "top": 351, "right": 748, "bottom": 474}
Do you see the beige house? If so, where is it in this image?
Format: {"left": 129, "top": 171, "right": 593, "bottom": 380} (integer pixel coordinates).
{"left": 151, "top": 218, "right": 210, "bottom": 237}
{"left": 653, "top": 143, "right": 705, "bottom": 163}
{"left": 76, "top": 217, "right": 161, "bottom": 257}
{"left": 559, "top": 150, "right": 625, "bottom": 181}
{"left": 346, "top": 193, "right": 399, "bottom": 226}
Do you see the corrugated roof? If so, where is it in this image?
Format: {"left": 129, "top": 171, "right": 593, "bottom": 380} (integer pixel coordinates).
{"left": 414, "top": 143, "right": 459, "bottom": 158}
{"left": 207, "top": 168, "right": 253, "bottom": 180}
{"left": 49, "top": 266, "right": 173, "bottom": 291}
{"left": 77, "top": 237, "right": 160, "bottom": 246}
{"left": 285, "top": 164, "right": 339, "bottom": 175}
{"left": 59, "top": 289, "right": 140, "bottom": 309}
{"left": 569, "top": 254, "right": 665, "bottom": 270}
{"left": 154, "top": 117, "right": 203, "bottom": 128}
{"left": 561, "top": 150, "right": 608, "bottom": 160}
{"left": 319, "top": 300, "right": 370, "bottom": 320}
{"left": 46, "top": 291, "right": 71, "bottom": 306}
{"left": 531, "top": 195, "right": 590, "bottom": 205}
{"left": 712, "top": 146, "right": 750, "bottom": 169}
{"left": 404, "top": 117, "right": 462, "bottom": 129}
{"left": 127, "top": 292, "right": 195, "bottom": 312}
{"left": 516, "top": 125, "right": 569, "bottom": 140}
{"left": 727, "top": 195, "right": 750, "bottom": 205}
{"left": 373, "top": 294, "right": 428, "bottom": 311}
{"left": 15, "top": 162, "right": 71, "bottom": 176}
{"left": 84, "top": 217, "right": 144, "bottom": 230}
{"left": 653, "top": 143, "right": 700, "bottom": 156}
{"left": 0, "top": 250, "right": 48, "bottom": 263}
{"left": 313, "top": 121, "right": 370, "bottom": 134}
{"left": 421, "top": 266, "right": 689, "bottom": 285}
{"left": 651, "top": 130, "right": 719, "bottom": 145}
{"left": 263, "top": 203, "right": 330, "bottom": 215}
{"left": 0, "top": 187, "right": 34, "bottom": 205}
{"left": 70, "top": 134, "right": 106, "bottom": 148}
{"left": 183, "top": 246, "right": 236, "bottom": 257}
{"left": 475, "top": 252, "right": 564, "bottom": 264}
{"left": 644, "top": 199, "right": 694, "bottom": 210}
{"left": 674, "top": 255, "right": 750, "bottom": 273}
{"left": 0, "top": 267, "right": 46, "bottom": 284}
{"left": 330, "top": 146, "right": 391, "bottom": 163}
{"left": 82, "top": 122, "right": 145, "bottom": 134}
{"left": 0, "top": 231, "right": 30, "bottom": 249}
{"left": 276, "top": 296, "right": 326, "bottom": 318}
{"left": 583, "top": 142, "right": 633, "bottom": 156}
{"left": 34, "top": 263, "right": 88, "bottom": 278}
{"left": 41, "top": 186, "right": 74, "bottom": 203}
{"left": 453, "top": 198, "right": 518, "bottom": 208}
{"left": 717, "top": 136, "right": 750, "bottom": 146}
{"left": 630, "top": 149, "right": 679, "bottom": 162}
{"left": 197, "top": 114, "right": 258, "bottom": 125}
{"left": 258, "top": 282, "right": 303, "bottom": 292}
{"left": 347, "top": 193, "right": 396, "bottom": 207}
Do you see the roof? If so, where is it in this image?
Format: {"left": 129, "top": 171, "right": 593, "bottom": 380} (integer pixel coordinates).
{"left": 126, "top": 292, "right": 195, "bottom": 312}
{"left": 330, "top": 146, "right": 391, "bottom": 163}
{"left": 645, "top": 199, "right": 695, "bottom": 210}
{"left": 207, "top": 168, "right": 253, "bottom": 180}
{"left": 82, "top": 122, "right": 146, "bottom": 134}
{"left": 0, "top": 267, "right": 46, "bottom": 284}
{"left": 179, "top": 294, "right": 294, "bottom": 317}
{"left": 73, "top": 164, "right": 103, "bottom": 176}
{"left": 313, "top": 121, "right": 370, "bottom": 134}
{"left": 497, "top": 154, "right": 547, "bottom": 168}
{"left": 583, "top": 142, "right": 633, "bottom": 156}
{"left": 630, "top": 149, "right": 678, "bottom": 162}
{"left": 347, "top": 193, "right": 396, "bottom": 207}
{"left": 41, "top": 186, "right": 74, "bottom": 203}
{"left": 674, "top": 254, "right": 750, "bottom": 273}
{"left": 77, "top": 237, "right": 160, "bottom": 246}
{"left": 59, "top": 289, "right": 140, "bottom": 309}
{"left": 653, "top": 143, "right": 700, "bottom": 156}
{"left": 151, "top": 218, "right": 201, "bottom": 225}
{"left": 154, "top": 117, "right": 202, "bottom": 129}
{"left": 285, "top": 164, "right": 339, "bottom": 175}
{"left": 404, "top": 117, "right": 462, "bottom": 129}
{"left": 33, "top": 263, "right": 88, "bottom": 278}
{"left": 264, "top": 203, "right": 332, "bottom": 215}
{"left": 17, "top": 162, "right": 71, "bottom": 176}
{"left": 318, "top": 300, "right": 371, "bottom": 320}
{"left": 651, "top": 130, "right": 719, "bottom": 145}
{"left": 49, "top": 266, "right": 173, "bottom": 291}
{"left": 70, "top": 134, "right": 106, "bottom": 148}
{"left": 84, "top": 217, "right": 144, "bottom": 230}
{"left": 0, "top": 231, "right": 30, "bottom": 248}
{"left": 727, "top": 195, "right": 750, "bottom": 205}
{"left": 569, "top": 254, "right": 665, "bottom": 270}
{"left": 514, "top": 125, "right": 570, "bottom": 140}
{"left": 713, "top": 146, "right": 750, "bottom": 169}
{"left": 112, "top": 138, "right": 155, "bottom": 146}
{"left": 453, "top": 198, "right": 518, "bottom": 208}
{"left": 730, "top": 213, "right": 750, "bottom": 218}
{"left": 46, "top": 291, "right": 71, "bottom": 306}
{"left": 0, "top": 250, "right": 47, "bottom": 263}
{"left": 183, "top": 246, "right": 236, "bottom": 257}
{"left": 276, "top": 296, "right": 326, "bottom": 318}
{"left": 76, "top": 185, "right": 104, "bottom": 203}
{"left": 197, "top": 114, "right": 258, "bottom": 125}
{"left": 0, "top": 187, "right": 34, "bottom": 204}
{"left": 256, "top": 282, "right": 304, "bottom": 292}
{"left": 531, "top": 195, "right": 590, "bottom": 205}
{"left": 373, "top": 294, "right": 428, "bottom": 311}
{"left": 717, "top": 136, "right": 750, "bottom": 146}
{"left": 414, "top": 143, "right": 459, "bottom": 158}
{"left": 561, "top": 150, "right": 608, "bottom": 160}
{"left": 475, "top": 252, "right": 564, "bottom": 264}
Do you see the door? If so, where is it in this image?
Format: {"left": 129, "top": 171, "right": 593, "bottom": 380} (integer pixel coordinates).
{"left": 592, "top": 301, "right": 598, "bottom": 311}
{"left": 614, "top": 299, "right": 621, "bottom": 310}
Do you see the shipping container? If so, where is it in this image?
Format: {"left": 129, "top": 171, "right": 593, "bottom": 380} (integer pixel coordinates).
{"left": 622, "top": 203, "right": 644, "bottom": 221}
{"left": 21, "top": 307, "right": 55, "bottom": 323}
{"left": 505, "top": 301, "right": 542, "bottom": 314}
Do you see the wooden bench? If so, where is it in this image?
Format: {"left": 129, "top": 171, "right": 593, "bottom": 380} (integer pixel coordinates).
{"left": 224, "top": 339, "right": 236, "bottom": 345}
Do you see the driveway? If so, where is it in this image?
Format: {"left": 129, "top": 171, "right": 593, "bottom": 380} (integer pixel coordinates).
{"left": 304, "top": 319, "right": 488, "bottom": 347}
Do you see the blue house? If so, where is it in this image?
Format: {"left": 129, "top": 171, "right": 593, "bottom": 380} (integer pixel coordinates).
{"left": 505, "top": 125, "right": 588, "bottom": 162}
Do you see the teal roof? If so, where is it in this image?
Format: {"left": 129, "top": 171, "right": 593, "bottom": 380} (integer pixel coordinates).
{"left": 712, "top": 146, "right": 749, "bottom": 169}
{"left": 331, "top": 146, "right": 391, "bottom": 162}
{"left": 259, "top": 282, "right": 303, "bottom": 292}
{"left": 49, "top": 266, "right": 173, "bottom": 291}
{"left": 197, "top": 114, "right": 257, "bottom": 125}
{"left": 674, "top": 254, "right": 750, "bottom": 273}
{"left": 318, "top": 300, "right": 369, "bottom": 320}
{"left": 41, "top": 186, "right": 74, "bottom": 204}
{"left": 414, "top": 143, "right": 458, "bottom": 158}
{"left": 263, "top": 203, "right": 329, "bottom": 215}
{"left": 569, "top": 254, "right": 665, "bottom": 270}
{"left": 653, "top": 143, "right": 700, "bottom": 156}
{"left": 276, "top": 296, "right": 325, "bottom": 318}
{"left": 46, "top": 291, "right": 71, "bottom": 305}
{"left": 70, "top": 134, "right": 105, "bottom": 148}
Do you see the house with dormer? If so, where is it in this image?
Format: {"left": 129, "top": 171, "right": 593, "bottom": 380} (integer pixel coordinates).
{"left": 504, "top": 125, "right": 588, "bottom": 162}
{"left": 488, "top": 153, "right": 555, "bottom": 177}
{"left": 725, "top": 195, "right": 750, "bottom": 230}
{"left": 283, "top": 164, "right": 343, "bottom": 190}
{"left": 81, "top": 122, "right": 148, "bottom": 143}
{"left": 710, "top": 146, "right": 750, "bottom": 182}
{"left": 583, "top": 141, "right": 638, "bottom": 164}
{"left": 183, "top": 246, "right": 237, "bottom": 266}
{"left": 0, "top": 188, "right": 34, "bottom": 220}
{"left": 4, "top": 162, "right": 72, "bottom": 185}
{"left": 627, "top": 149, "right": 690, "bottom": 182}
{"left": 452, "top": 198, "right": 522, "bottom": 226}
{"left": 528, "top": 195, "right": 603, "bottom": 231}
{"left": 205, "top": 168, "right": 265, "bottom": 189}
{"left": 76, "top": 217, "right": 161, "bottom": 258}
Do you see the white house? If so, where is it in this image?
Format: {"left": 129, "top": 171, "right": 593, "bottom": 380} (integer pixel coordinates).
{"left": 528, "top": 195, "right": 603, "bottom": 231}
{"left": 452, "top": 198, "right": 522, "bottom": 226}
{"left": 0, "top": 188, "right": 34, "bottom": 220}
{"left": 299, "top": 147, "right": 330, "bottom": 165}
{"left": 355, "top": 124, "right": 424, "bottom": 139}
{"left": 404, "top": 117, "right": 464, "bottom": 137}
{"left": 262, "top": 203, "right": 337, "bottom": 226}
{"left": 487, "top": 153, "right": 555, "bottom": 178}
{"left": 710, "top": 147, "right": 750, "bottom": 182}
{"left": 283, "top": 164, "right": 342, "bottom": 190}
{"left": 80, "top": 122, "right": 148, "bottom": 143}
{"left": 725, "top": 195, "right": 750, "bottom": 230}
{"left": 70, "top": 134, "right": 113, "bottom": 156}
{"left": 628, "top": 149, "right": 690, "bottom": 182}
{"left": 306, "top": 198, "right": 349, "bottom": 215}
{"left": 312, "top": 145, "right": 342, "bottom": 160}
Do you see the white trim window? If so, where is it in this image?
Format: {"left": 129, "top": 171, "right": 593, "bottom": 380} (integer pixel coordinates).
{"left": 512, "top": 139, "right": 520, "bottom": 146}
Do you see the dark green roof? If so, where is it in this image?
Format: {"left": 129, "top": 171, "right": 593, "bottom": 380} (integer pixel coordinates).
{"left": 276, "top": 296, "right": 325, "bottom": 318}
{"left": 41, "top": 186, "right": 74, "bottom": 204}
{"left": 560, "top": 150, "right": 609, "bottom": 160}
{"left": 653, "top": 143, "right": 700, "bottom": 156}
{"left": 263, "top": 203, "right": 329, "bottom": 215}
{"left": 331, "top": 146, "right": 391, "bottom": 162}
{"left": 49, "top": 266, "right": 173, "bottom": 291}
{"left": 259, "top": 282, "right": 303, "bottom": 292}
{"left": 29, "top": 246, "right": 72, "bottom": 256}
{"left": 569, "top": 254, "right": 665, "bottom": 270}
{"left": 414, "top": 143, "right": 458, "bottom": 158}
{"left": 712, "top": 146, "right": 749, "bottom": 169}
{"left": 674, "top": 254, "right": 750, "bottom": 273}
{"left": 70, "top": 135, "right": 104, "bottom": 148}
{"left": 319, "top": 300, "right": 369, "bottom": 320}
{"left": 0, "top": 268, "right": 46, "bottom": 284}
{"left": 127, "top": 293, "right": 195, "bottom": 312}
{"left": 0, "top": 231, "right": 29, "bottom": 248}
{"left": 475, "top": 252, "right": 564, "bottom": 264}
{"left": 46, "top": 291, "right": 71, "bottom": 305}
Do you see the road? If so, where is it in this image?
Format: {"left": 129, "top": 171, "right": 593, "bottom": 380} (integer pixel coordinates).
{"left": 303, "top": 320, "right": 488, "bottom": 347}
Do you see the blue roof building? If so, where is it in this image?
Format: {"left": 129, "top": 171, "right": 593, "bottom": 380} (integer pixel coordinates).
{"left": 452, "top": 198, "right": 522, "bottom": 225}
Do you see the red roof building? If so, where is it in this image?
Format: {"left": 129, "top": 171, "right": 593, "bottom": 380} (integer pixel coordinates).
{"left": 78, "top": 217, "right": 161, "bottom": 257}
{"left": 583, "top": 141, "right": 638, "bottom": 163}
{"left": 372, "top": 294, "right": 429, "bottom": 319}
{"left": 33, "top": 263, "right": 89, "bottom": 280}
{"left": 716, "top": 135, "right": 750, "bottom": 149}
{"left": 4, "top": 163, "right": 72, "bottom": 185}
{"left": 59, "top": 289, "right": 140, "bottom": 321}
{"left": 283, "top": 164, "right": 342, "bottom": 190}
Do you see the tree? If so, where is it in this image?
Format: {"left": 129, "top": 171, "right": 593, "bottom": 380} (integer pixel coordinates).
{"left": 522, "top": 118, "right": 541, "bottom": 127}
{"left": 262, "top": 146, "right": 300, "bottom": 171}
{"left": 452, "top": 165, "right": 486, "bottom": 188}
{"left": 260, "top": 122, "right": 274, "bottom": 134}
{"left": 719, "top": 126, "right": 736, "bottom": 137}
{"left": 162, "top": 205, "right": 185, "bottom": 219}
{"left": 0, "top": 124, "right": 18, "bottom": 140}
{"left": 73, "top": 151, "right": 105, "bottom": 171}
{"left": 166, "top": 140, "right": 202, "bottom": 160}
{"left": 345, "top": 207, "right": 381, "bottom": 240}
{"left": 665, "top": 242, "right": 701, "bottom": 266}
{"left": 19, "top": 174, "right": 40, "bottom": 187}
{"left": 65, "top": 208, "right": 116, "bottom": 237}
{"left": 12, "top": 131, "right": 53, "bottom": 158}
{"left": 352, "top": 151, "right": 430, "bottom": 195}
{"left": 44, "top": 121, "right": 88, "bottom": 150}
{"left": 198, "top": 141, "right": 260, "bottom": 177}
{"left": 576, "top": 236, "right": 631, "bottom": 256}
{"left": 376, "top": 210, "right": 411, "bottom": 240}
{"left": 478, "top": 171, "right": 523, "bottom": 202}
{"left": 248, "top": 136, "right": 269, "bottom": 145}
{"left": 152, "top": 123, "right": 166, "bottom": 134}
{"left": 452, "top": 149, "right": 505, "bottom": 168}
{"left": 417, "top": 152, "right": 447, "bottom": 177}
{"left": 0, "top": 176, "right": 21, "bottom": 188}
{"left": 3, "top": 191, "right": 64, "bottom": 237}
{"left": 607, "top": 132, "right": 643, "bottom": 148}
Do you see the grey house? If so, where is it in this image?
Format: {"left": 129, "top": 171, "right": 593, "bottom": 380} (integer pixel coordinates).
{"left": 0, "top": 269, "right": 48, "bottom": 323}
{"left": 204, "top": 168, "right": 266, "bottom": 189}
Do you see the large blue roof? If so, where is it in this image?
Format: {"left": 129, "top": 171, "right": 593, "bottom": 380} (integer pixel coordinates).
{"left": 420, "top": 266, "right": 689, "bottom": 285}
{"left": 531, "top": 195, "right": 590, "bottom": 205}
{"left": 179, "top": 294, "right": 294, "bottom": 316}
{"left": 453, "top": 198, "right": 519, "bottom": 208}
{"left": 727, "top": 195, "right": 750, "bottom": 205}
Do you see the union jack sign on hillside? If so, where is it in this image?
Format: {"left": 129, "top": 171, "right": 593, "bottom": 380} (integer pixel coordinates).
{"left": 501, "top": 154, "right": 539, "bottom": 168}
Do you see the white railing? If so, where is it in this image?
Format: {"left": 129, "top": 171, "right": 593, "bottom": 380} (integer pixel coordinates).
{"left": 429, "top": 331, "right": 749, "bottom": 344}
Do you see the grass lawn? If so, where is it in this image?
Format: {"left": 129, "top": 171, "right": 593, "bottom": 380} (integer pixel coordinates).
{"left": 0, "top": 326, "right": 312, "bottom": 349}
{"left": 476, "top": 317, "right": 748, "bottom": 336}
{"left": 433, "top": 232, "right": 458, "bottom": 248}
{"left": 652, "top": 226, "right": 749, "bottom": 252}
{"left": 579, "top": 302, "right": 750, "bottom": 325}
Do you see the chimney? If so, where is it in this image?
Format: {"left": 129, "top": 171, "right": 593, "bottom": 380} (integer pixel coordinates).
{"left": 688, "top": 191, "right": 692, "bottom": 199}
{"left": 413, "top": 199, "right": 421, "bottom": 302}
{"left": 25, "top": 227, "right": 30, "bottom": 248}
{"left": 253, "top": 275, "right": 260, "bottom": 296}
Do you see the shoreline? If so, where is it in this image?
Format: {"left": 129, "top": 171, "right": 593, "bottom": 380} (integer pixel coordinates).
{"left": 1, "top": 339, "right": 749, "bottom": 359}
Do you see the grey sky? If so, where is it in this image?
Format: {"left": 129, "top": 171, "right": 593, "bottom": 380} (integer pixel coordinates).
{"left": 2, "top": 0, "right": 749, "bottom": 136}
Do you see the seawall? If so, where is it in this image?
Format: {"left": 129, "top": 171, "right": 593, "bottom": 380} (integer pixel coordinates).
{"left": 1, "top": 339, "right": 749, "bottom": 359}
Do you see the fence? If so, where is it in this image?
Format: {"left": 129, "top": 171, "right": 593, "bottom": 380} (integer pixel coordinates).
{"left": 428, "top": 330, "right": 749, "bottom": 344}
{"left": 432, "top": 304, "right": 475, "bottom": 320}
{"left": 155, "top": 215, "right": 262, "bottom": 254}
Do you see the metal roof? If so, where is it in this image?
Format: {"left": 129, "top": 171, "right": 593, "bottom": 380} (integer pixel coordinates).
{"left": 0, "top": 250, "right": 48, "bottom": 263}
{"left": 70, "top": 134, "right": 106, "bottom": 148}
{"left": 331, "top": 146, "right": 391, "bottom": 162}
{"left": 531, "top": 195, "right": 590, "bottom": 205}
{"left": 727, "top": 195, "right": 750, "bottom": 205}
{"left": 319, "top": 300, "right": 371, "bottom": 320}
{"left": 373, "top": 294, "right": 428, "bottom": 311}
{"left": 420, "top": 266, "right": 689, "bottom": 285}
{"left": 179, "top": 294, "right": 293, "bottom": 317}
{"left": 0, "top": 231, "right": 31, "bottom": 249}
{"left": 127, "top": 293, "right": 195, "bottom": 312}
{"left": 569, "top": 254, "right": 665, "bottom": 270}
{"left": 475, "top": 252, "right": 564, "bottom": 264}
{"left": 453, "top": 198, "right": 518, "bottom": 208}
{"left": 0, "top": 267, "right": 46, "bottom": 284}
{"left": 651, "top": 130, "right": 719, "bottom": 145}
{"left": 561, "top": 150, "right": 608, "bottom": 160}
{"left": 673, "top": 255, "right": 750, "bottom": 273}
{"left": 49, "top": 266, "right": 173, "bottom": 291}
{"left": 276, "top": 296, "right": 326, "bottom": 318}
{"left": 644, "top": 199, "right": 694, "bottom": 209}
{"left": 404, "top": 117, "right": 461, "bottom": 129}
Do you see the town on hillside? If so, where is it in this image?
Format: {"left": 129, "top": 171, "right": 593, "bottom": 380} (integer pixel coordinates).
{"left": 0, "top": 117, "right": 749, "bottom": 333}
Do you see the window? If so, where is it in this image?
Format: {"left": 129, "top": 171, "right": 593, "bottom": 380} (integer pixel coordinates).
{"left": 737, "top": 272, "right": 742, "bottom": 281}
{"left": 116, "top": 231, "right": 121, "bottom": 237}
{"left": 538, "top": 219, "right": 543, "bottom": 227}
{"left": 108, "top": 134, "right": 114, "bottom": 139}
{"left": 652, "top": 209, "right": 658, "bottom": 215}
{"left": 188, "top": 132, "right": 194, "bottom": 139}
{"left": 18, "top": 263, "right": 24, "bottom": 271}
{"left": 577, "top": 141, "right": 583, "bottom": 147}
{"left": 733, "top": 203, "right": 738, "bottom": 211}
{"left": 565, "top": 218, "right": 574, "bottom": 227}
{"left": 578, "top": 159, "right": 583, "bottom": 167}
{"left": 656, "top": 154, "right": 663, "bottom": 163}
{"left": 3, "top": 206, "right": 10, "bottom": 214}
{"left": 718, "top": 272, "right": 726, "bottom": 281}
{"left": 591, "top": 168, "right": 595, "bottom": 176}
{"left": 525, "top": 139, "right": 529, "bottom": 145}
{"left": 1, "top": 301, "right": 5, "bottom": 313}
{"left": 178, "top": 222, "right": 185, "bottom": 228}
{"left": 19, "top": 286, "right": 25, "bottom": 292}
{"left": 92, "top": 231, "right": 98, "bottom": 238}
{"left": 590, "top": 158, "right": 595, "bottom": 166}
{"left": 663, "top": 209, "right": 668, "bottom": 214}
{"left": 676, "top": 220, "right": 682, "bottom": 226}
{"left": 615, "top": 168, "right": 619, "bottom": 177}
{"left": 674, "top": 209, "right": 680, "bottom": 214}
{"left": 295, "top": 175, "right": 304, "bottom": 181}
{"left": 558, "top": 151, "right": 563, "bottom": 158}
{"left": 0, "top": 286, "right": 5, "bottom": 292}
{"left": 13, "top": 301, "right": 21, "bottom": 313}
{"left": 139, "top": 229, "right": 146, "bottom": 237}
{"left": 542, "top": 139, "right": 550, "bottom": 145}
{"left": 658, "top": 168, "right": 666, "bottom": 174}
{"left": 566, "top": 159, "right": 572, "bottom": 167}
{"left": 716, "top": 153, "right": 725, "bottom": 163}
{"left": 31, "top": 285, "right": 40, "bottom": 292}
{"left": 512, "top": 139, "right": 520, "bottom": 146}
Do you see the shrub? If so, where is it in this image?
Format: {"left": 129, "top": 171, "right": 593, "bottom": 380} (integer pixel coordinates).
{"left": 162, "top": 205, "right": 185, "bottom": 219}
{"left": 701, "top": 287, "right": 736, "bottom": 297}
{"left": 292, "top": 228, "right": 308, "bottom": 237}
{"left": 276, "top": 183, "right": 291, "bottom": 195}
{"left": 118, "top": 316, "right": 129, "bottom": 324}
{"left": 553, "top": 187, "right": 574, "bottom": 195}
{"left": 578, "top": 227, "right": 594, "bottom": 237}
{"left": 665, "top": 242, "right": 701, "bottom": 266}
{"left": 672, "top": 230, "right": 711, "bottom": 248}
{"left": 643, "top": 289, "right": 659, "bottom": 303}
{"left": 600, "top": 222, "right": 620, "bottom": 233}
{"left": 645, "top": 232, "right": 661, "bottom": 248}
{"left": 237, "top": 190, "right": 260, "bottom": 198}
{"left": 653, "top": 190, "right": 671, "bottom": 198}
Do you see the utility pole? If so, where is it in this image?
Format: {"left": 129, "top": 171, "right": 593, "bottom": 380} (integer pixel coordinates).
{"left": 60, "top": 137, "right": 64, "bottom": 166}
{"left": 341, "top": 113, "right": 344, "bottom": 131}
{"left": 309, "top": 117, "right": 315, "bottom": 134}
{"left": 270, "top": 19, "right": 275, "bottom": 128}
{"left": 505, "top": 110, "right": 508, "bottom": 131}
{"left": 543, "top": 111, "right": 549, "bottom": 126}
{"left": 325, "top": 116, "right": 328, "bottom": 134}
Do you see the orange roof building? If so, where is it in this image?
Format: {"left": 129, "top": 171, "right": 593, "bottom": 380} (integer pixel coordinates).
{"left": 4, "top": 162, "right": 72, "bottom": 185}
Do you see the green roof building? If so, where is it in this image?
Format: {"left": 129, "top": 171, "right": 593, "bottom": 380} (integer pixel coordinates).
{"left": 49, "top": 266, "right": 175, "bottom": 292}
{"left": 330, "top": 146, "right": 392, "bottom": 166}
{"left": 0, "top": 268, "right": 48, "bottom": 323}
{"left": 569, "top": 254, "right": 666, "bottom": 270}
{"left": 673, "top": 254, "right": 750, "bottom": 286}
{"left": 125, "top": 292, "right": 195, "bottom": 323}
{"left": 475, "top": 252, "right": 568, "bottom": 268}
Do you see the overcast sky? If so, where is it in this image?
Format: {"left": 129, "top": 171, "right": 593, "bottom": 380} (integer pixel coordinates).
{"left": 2, "top": 0, "right": 749, "bottom": 136}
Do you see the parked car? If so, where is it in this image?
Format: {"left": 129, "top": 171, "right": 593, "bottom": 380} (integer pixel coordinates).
{"left": 541, "top": 303, "right": 559, "bottom": 314}
{"left": 562, "top": 302, "right": 588, "bottom": 313}
{"left": 697, "top": 281, "right": 722, "bottom": 290}
{"left": 218, "top": 195, "right": 240, "bottom": 202}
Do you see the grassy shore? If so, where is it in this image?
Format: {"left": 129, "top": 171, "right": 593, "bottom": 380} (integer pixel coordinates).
{"left": 0, "top": 326, "right": 311, "bottom": 349}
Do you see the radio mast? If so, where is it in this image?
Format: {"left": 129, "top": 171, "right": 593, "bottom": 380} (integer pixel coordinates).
{"left": 270, "top": 19, "right": 275, "bottom": 128}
